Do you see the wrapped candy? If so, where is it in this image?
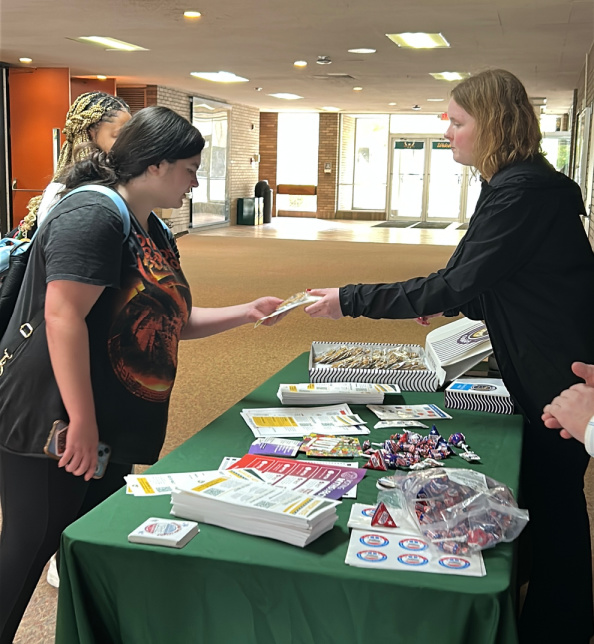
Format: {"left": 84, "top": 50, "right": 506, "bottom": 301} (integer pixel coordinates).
{"left": 393, "top": 468, "right": 529, "bottom": 553}
{"left": 448, "top": 432, "right": 481, "bottom": 463}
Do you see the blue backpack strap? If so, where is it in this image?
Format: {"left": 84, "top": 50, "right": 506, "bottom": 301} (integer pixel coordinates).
{"left": 64, "top": 185, "right": 131, "bottom": 241}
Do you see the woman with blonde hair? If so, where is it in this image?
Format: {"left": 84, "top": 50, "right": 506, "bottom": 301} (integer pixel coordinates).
{"left": 306, "top": 69, "right": 594, "bottom": 642}
{"left": 15, "top": 91, "right": 131, "bottom": 239}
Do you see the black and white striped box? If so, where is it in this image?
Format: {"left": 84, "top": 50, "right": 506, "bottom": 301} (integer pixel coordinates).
{"left": 445, "top": 378, "right": 514, "bottom": 414}
{"left": 308, "top": 341, "right": 438, "bottom": 391}
{"left": 309, "top": 317, "right": 493, "bottom": 392}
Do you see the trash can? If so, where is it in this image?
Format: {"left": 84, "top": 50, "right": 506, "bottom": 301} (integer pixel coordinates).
{"left": 255, "top": 180, "right": 273, "bottom": 224}
{"left": 237, "top": 197, "right": 257, "bottom": 225}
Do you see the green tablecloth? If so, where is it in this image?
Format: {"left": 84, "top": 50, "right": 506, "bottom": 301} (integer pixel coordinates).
{"left": 56, "top": 353, "right": 523, "bottom": 644}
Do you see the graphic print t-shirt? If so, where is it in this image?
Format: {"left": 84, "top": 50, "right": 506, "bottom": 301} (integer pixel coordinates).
{"left": 0, "top": 192, "right": 191, "bottom": 463}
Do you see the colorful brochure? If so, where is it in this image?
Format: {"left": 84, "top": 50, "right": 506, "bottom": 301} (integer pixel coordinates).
{"left": 228, "top": 453, "right": 366, "bottom": 500}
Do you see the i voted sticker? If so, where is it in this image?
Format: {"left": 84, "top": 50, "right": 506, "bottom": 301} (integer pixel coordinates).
{"left": 439, "top": 557, "right": 471, "bottom": 570}
{"left": 359, "top": 534, "right": 389, "bottom": 547}
{"left": 397, "top": 553, "right": 429, "bottom": 566}
{"left": 398, "top": 538, "right": 428, "bottom": 551}
{"left": 357, "top": 550, "right": 388, "bottom": 563}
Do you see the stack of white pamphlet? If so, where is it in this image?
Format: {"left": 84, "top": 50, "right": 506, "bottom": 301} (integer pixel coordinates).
{"left": 171, "top": 472, "right": 340, "bottom": 547}
{"left": 241, "top": 403, "right": 369, "bottom": 439}
{"left": 277, "top": 382, "right": 400, "bottom": 405}
{"left": 128, "top": 517, "right": 199, "bottom": 548}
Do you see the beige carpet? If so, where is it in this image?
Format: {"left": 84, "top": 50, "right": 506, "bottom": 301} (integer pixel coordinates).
{"left": 10, "top": 233, "right": 594, "bottom": 642}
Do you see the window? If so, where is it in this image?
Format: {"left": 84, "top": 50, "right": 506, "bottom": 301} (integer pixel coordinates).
{"left": 276, "top": 113, "right": 319, "bottom": 212}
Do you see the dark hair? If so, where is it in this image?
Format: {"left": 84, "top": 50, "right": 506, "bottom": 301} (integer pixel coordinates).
{"left": 64, "top": 106, "right": 206, "bottom": 189}
{"left": 451, "top": 69, "right": 541, "bottom": 179}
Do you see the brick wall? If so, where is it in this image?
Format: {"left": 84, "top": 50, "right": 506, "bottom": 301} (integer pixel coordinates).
{"left": 317, "top": 113, "right": 339, "bottom": 219}
{"left": 228, "top": 104, "right": 260, "bottom": 224}
{"left": 259, "top": 113, "right": 278, "bottom": 215}
{"left": 152, "top": 87, "right": 259, "bottom": 231}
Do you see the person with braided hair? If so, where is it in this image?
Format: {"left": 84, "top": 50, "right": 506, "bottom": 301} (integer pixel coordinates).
{"left": 15, "top": 91, "right": 131, "bottom": 239}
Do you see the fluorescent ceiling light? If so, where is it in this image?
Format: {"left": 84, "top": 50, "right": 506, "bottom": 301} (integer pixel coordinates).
{"left": 294, "top": 60, "right": 308, "bottom": 67}
{"left": 348, "top": 48, "right": 376, "bottom": 54}
{"left": 427, "top": 98, "right": 445, "bottom": 102}
{"left": 353, "top": 86, "right": 363, "bottom": 91}
{"left": 75, "top": 36, "right": 148, "bottom": 51}
{"left": 183, "top": 11, "right": 202, "bottom": 18}
{"left": 268, "top": 93, "right": 303, "bottom": 100}
{"left": 430, "top": 71, "right": 470, "bottom": 81}
{"left": 386, "top": 32, "right": 450, "bottom": 49}
{"left": 321, "top": 106, "right": 340, "bottom": 111}
{"left": 388, "top": 102, "right": 397, "bottom": 106}
{"left": 19, "top": 57, "right": 32, "bottom": 63}
{"left": 191, "top": 71, "right": 249, "bottom": 83}
{"left": 96, "top": 75, "right": 107, "bottom": 80}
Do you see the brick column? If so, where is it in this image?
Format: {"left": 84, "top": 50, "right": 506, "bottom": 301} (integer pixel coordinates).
{"left": 317, "top": 113, "right": 339, "bottom": 219}
{"left": 259, "top": 113, "right": 278, "bottom": 215}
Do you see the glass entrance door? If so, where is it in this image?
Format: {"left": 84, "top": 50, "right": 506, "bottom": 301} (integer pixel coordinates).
{"left": 387, "top": 135, "right": 479, "bottom": 223}
{"left": 389, "top": 140, "right": 425, "bottom": 219}
{"left": 426, "top": 139, "right": 463, "bottom": 219}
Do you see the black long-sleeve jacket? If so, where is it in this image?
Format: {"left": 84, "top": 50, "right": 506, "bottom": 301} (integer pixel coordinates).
{"left": 339, "top": 155, "right": 594, "bottom": 421}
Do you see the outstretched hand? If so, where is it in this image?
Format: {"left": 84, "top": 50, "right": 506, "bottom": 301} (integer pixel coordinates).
{"left": 542, "top": 362, "right": 594, "bottom": 441}
{"left": 249, "top": 296, "right": 286, "bottom": 326}
{"left": 304, "top": 288, "right": 343, "bottom": 319}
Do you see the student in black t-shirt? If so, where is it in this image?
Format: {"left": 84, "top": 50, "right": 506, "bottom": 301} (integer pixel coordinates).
{"left": 0, "top": 106, "right": 285, "bottom": 643}
{"left": 304, "top": 69, "right": 594, "bottom": 643}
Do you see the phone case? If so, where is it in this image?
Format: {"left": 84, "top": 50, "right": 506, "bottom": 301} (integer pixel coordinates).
{"left": 44, "top": 420, "right": 68, "bottom": 459}
{"left": 43, "top": 420, "right": 111, "bottom": 479}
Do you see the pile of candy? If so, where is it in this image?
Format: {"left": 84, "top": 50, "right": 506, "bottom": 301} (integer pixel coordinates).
{"left": 396, "top": 468, "right": 529, "bottom": 554}
{"left": 362, "top": 426, "right": 480, "bottom": 471}
{"left": 314, "top": 345, "right": 426, "bottom": 371}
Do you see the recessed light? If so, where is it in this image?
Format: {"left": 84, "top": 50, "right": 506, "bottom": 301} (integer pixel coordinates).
{"left": 427, "top": 98, "right": 445, "bottom": 102}
{"left": 294, "top": 60, "right": 307, "bottom": 68}
{"left": 353, "top": 87, "right": 363, "bottom": 91}
{"left": 75, "top": 36, "right": 148, "bottom": 51}
{"left": 268, "top": 93, "right": 303, "bottom": 100}
{"left": 183, "top": 11, "right": 202, "bottom": 18}
{"left": 321, "top": 106, "right": 341, "bottom": 111}
{"left": 347, "top": 48, "right": 376, "bottom": 54}
{"left": 388, "top": 102, "right": 397, "bottom": 106}
{"left": 386, "top": 32, "right": 450, "bottom": 49}
{"left": 430, "top": 72, "right": 470, "bottom": 81}
{"left": 96, "top": 75, "right": 107, "bottom": 80}
{"left": 191, "top": 71, "right": 249, "bottom": 83}
{"left": 19, "top": 57, "right": 32, "bottom": 63}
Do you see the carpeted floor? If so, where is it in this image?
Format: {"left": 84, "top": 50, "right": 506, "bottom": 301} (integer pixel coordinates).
{"left": 9, "top": 233, "right": 594, "bottom": 642}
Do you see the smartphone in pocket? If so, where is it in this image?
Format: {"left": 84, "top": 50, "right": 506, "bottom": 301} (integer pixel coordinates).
{"left": 44, "top": 420, "right": 111, "bottom": 479}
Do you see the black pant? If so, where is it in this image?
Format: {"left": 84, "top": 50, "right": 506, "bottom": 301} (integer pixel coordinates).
{"left": 517, "top": 416, "right": 594, "bottom": 644}
{"left": 0, "top": 450, "right": 131, "bottom": 644}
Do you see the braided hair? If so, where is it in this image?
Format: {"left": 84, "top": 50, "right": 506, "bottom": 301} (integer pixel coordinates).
{"left": 20, "top": 92, "right": 130, "bottom": 237}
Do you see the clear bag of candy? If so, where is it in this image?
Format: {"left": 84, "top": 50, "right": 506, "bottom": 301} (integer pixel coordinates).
{"left": 388, "top": 467, "right": 529, "bottom": 554}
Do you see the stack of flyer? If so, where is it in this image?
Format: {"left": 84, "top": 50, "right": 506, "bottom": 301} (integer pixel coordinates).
{"left": 171, "top": 472, "right": 340, "bottom": 547}
{"left": 277, "top": 382, "right": 400, "bottom": 405}
{"left": 240, "top": 404, "right": 369, "bottom": 439}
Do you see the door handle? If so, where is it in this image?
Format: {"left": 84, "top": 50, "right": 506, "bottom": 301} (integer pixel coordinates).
{"left": 11, "top": 179, "right": 43, "bottom": 192}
